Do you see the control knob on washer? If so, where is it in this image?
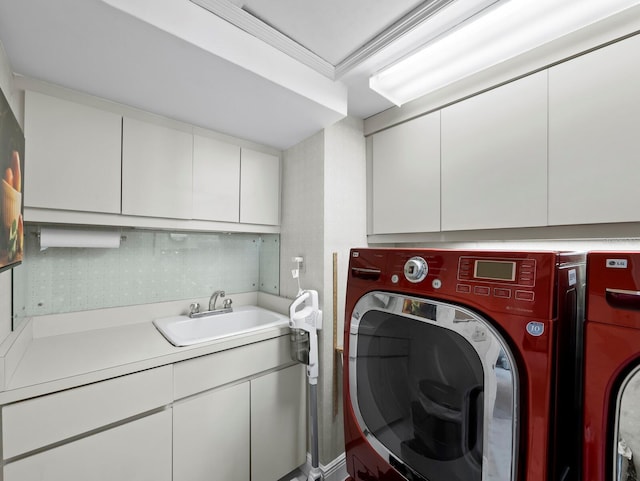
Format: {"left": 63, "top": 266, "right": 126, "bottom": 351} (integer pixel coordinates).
{"left": 404, "top": 257, "right": 428, "bottom": 283}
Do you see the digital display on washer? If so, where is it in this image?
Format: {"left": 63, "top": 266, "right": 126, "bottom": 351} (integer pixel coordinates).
{"left": 474, "top": 260, "right": 516, "bottom": 281}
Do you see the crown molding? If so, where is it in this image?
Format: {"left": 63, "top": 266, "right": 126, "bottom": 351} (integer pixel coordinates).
{"left": 190, "top": 0, "right": 335, "bottom": 78}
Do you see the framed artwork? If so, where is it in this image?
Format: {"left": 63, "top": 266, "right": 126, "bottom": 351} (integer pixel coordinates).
{"left": 0, "top": 85, "right": 24, "bottom": 271}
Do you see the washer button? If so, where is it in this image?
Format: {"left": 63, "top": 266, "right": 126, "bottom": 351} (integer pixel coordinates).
{"left": 457, "top": 284, "right": 471, "bottom": 294}
{"left": 474, "top": 286, "right": 490, "bottom": 296}
{"left": 494, "top": 288, "right": 511, "bottom": 298}
{"left": 515, "top": 290, "right": 535, "bottom": 301}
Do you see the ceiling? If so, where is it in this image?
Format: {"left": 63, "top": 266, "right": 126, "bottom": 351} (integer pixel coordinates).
{"left": 225, "top": 0, "right": 427, "bottom": 66}
{"left": 0, "top": 0, "right": 495, "bottom": 149}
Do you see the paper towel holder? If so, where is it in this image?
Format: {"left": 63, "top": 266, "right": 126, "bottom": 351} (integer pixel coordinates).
{"left": 36, "top": 227, "right": 125, "bottom": 250}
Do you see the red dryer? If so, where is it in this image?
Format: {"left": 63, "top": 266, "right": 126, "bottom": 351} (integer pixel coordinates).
{"left": 343, "top": 248, "right": 585, "bottom": 481}
{"left": 583, "top": 252, "right": 640, "bottom": 481}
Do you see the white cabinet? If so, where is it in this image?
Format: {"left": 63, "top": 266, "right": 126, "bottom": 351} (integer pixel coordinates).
{"left": 173, "top": 383, "right": 250, "bottom": 481}
{"left": 193, "top": 135, "right": 240, "bottom": 222}
{"left": 548, "top": 35, "right": 640, "bottom": 226}
{"left": 371, "top": 112, "right": 441, "bottom": 234}
{"left": 240, "top": 149, "right": 280, "bottom": 225}
{"left": 4, "top": 411, "right": 172, "bottom": 481}
{"left": 173, "top": 366, "right": 304, "bottom": 481}
{"left": 2, "top": 365, "right": 172, "bottom": 458}
{"left": 173, "top": 337, "right": 305, "bottom": 481}
{"left": 122, "top": 117, "right": 193, "bottom": 219}
{"left": 2, "top": 366, "right": 173, "bottom": 481}
{"left": 251, "top": 364, "right": 306, "bottom": 481}
{"left": 441, "top": 71, "right": 548, "bottom": 231}
{"left": 23, "top": 90, "right": 281, "bottom": 228}
{"left": 24, "top": 91, "right": 122, "bottom": 213}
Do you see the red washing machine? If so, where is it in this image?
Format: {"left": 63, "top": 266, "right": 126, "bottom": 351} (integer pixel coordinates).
{"left": 583, "top": 252, "right": 640, "bottom": 481}
{"left": 343, "top": 248, "right": 585, "bottom": 481}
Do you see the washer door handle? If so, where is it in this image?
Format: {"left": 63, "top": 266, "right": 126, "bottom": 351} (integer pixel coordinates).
{"left": 351, "top": 267, "right": 381, "bottom": 280}
{"left": 605, "top": 288, "right": 640, "bottom": 311}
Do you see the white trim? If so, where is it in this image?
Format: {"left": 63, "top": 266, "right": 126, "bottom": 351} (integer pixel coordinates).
{"left": 335, "top": 0, "right": 460, "bottom": 78}
{"left": 294, "top": 452, "right": 347, "bottom": 481}
{"left": 190, "top": 0, "right": 334, "bottom": 78}
{"left": 189, "top": 0, "right": 486, "bottom": 84}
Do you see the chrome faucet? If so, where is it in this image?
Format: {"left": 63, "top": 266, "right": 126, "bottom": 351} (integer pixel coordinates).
{"left": 188, "top": 290, "right": 232, "bottom": 318}
{"left": 209, "top": 290, "right": 225, "bottom": 311}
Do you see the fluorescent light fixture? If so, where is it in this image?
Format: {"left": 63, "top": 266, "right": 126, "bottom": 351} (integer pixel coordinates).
{"left": 370, "top": 0, "right": 640, "bottom": 106}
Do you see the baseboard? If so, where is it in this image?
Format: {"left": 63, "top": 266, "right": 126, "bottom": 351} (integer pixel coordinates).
{"left": 298, "top": 452, "right": 347, "bottom": 481}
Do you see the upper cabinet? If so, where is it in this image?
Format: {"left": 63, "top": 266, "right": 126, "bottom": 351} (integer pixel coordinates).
{"left": 192, "top": 135, "right": 240, "bottom": 222}
{"left": 441, "top": 71, "right": 548, "bottom": 231}
{"left": 23, "top": 90, "right": 281, "bottom": 230}
{"left": 548, "top": 35, "right": 640, "bottom": 226}
{"left": 240, "top": 149, "right": 280, "bottom": 226}
{"left": 371, "top": 112, "right": 441, "bottom": 234}
{"left": 24, "top": 91, "right": 122, "bottom": 214}
{"left": 122, "top": 117, "right": 193, "bottom": 220}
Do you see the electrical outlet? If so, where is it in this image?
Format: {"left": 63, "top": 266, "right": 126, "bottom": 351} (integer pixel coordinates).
{"left": 292, "top": 256, "right": 305, "bottom": 272}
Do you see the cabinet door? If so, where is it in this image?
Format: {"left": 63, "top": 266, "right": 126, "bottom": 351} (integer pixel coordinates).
{"left": 240, "top": 149, "right": 280, "bottom": 225}
{"left": 122, "top": 117, "right": 193, "bottom": 219}
{"left": 192, "top": 135, "right": 240, "bottom": 222}
{"left": 251, "top": 365, "right": 306, "bottom": 481}
{"left": 3, "top": 365, "right": 172, "bottom": 459}
{"left": 24, "top": 91, "right": 122, "bottom": 213}
{"left": 4, "top": 411, "right": 172, "bottom": 481}
{"left": 549, "top": 35, "right": 640, "bottom": 225}
{"left": 372, "top": 112, "right": 441, "bottom": 234}
{"left": 173, "top": 382, "right": 250, "bottom": 481}
{"left": 441, "top": 71, "right": 548, "bottom": 231}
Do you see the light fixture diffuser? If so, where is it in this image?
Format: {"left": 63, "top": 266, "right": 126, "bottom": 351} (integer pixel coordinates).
{"left": 370, "top": 0, "right": 640, "bottom": 106}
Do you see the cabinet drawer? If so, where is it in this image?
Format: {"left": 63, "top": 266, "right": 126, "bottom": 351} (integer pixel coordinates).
{"left": 174, "top": 335, "right": 291, "bottom": 399}
{"left": 2, "top": 365, "right": 172, "bottom": 459}
{"left": 4, "top": 410, "right": 172, "bottom": 481}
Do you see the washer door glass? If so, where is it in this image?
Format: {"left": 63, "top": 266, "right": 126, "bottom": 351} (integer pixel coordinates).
{"left": 349, "top": 292, "right": 518, "bottom": 481}
{"left": 614, "top": 365, "right": 640, "bottom": 481}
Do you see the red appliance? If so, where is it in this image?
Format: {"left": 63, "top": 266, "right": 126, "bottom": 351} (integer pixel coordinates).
{"left": 583, "top": 252, "right": 640, "bottom": 481}
{"left": 343, "top": 248, "right": 585, "bottom": 481}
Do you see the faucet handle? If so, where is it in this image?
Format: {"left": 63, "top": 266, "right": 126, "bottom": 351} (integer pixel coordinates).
{"left": 223, "top": 298, "right": 232, "bottom": 309}
{"left": 189, "top": 302, "right": 200, "bottom": 315}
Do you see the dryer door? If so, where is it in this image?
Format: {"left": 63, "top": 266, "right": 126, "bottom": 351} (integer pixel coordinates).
{"left": 349, "top": 292, "right": 518, "bottom": 481}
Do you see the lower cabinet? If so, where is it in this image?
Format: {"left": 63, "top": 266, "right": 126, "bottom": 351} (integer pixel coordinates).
{"left": 4, "top": 410, "right": 172, "bottom": 481}
{"left": 1, "top": 338, "right": 305, "bottom": 481}
{"left": 251, "top": 365, "right": 306, "bottom": 481}
{"left": 173, "top": 382, "right": 251, "bottom": 481}
{"left": 173, "top": 364, "right": 306, "bottom": 481}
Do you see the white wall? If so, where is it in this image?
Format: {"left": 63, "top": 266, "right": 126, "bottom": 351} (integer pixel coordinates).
{"left": 0, "top": 40, "right": 20, "bottom": 344}
{"left": 320, "top": 116, "right": 367, "bottom": 463}
{"left": 281, "top": 117, "right": 367, "bottom": 466}
{"left": 280, "top": 130, "right": 325, "bottom": 300}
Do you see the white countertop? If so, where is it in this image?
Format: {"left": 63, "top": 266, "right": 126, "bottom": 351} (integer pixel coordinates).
{"left": 0, "top": 316, "right": 290, "bottom": 405}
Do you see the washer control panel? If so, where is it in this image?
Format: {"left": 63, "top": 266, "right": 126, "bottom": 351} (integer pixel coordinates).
{"left": 456, "top": 256, "right": 537, "bottom": 302}
{"left": 404, "top": 257, "right": 428, "bottom": 283}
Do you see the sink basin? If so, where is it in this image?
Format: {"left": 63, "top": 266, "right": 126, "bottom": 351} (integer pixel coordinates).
{"left": 153, "top": 305, "right": 289, "bottom": 347}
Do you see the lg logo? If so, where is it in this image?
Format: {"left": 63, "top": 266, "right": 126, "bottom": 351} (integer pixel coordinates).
{"left": 607, "top": 259, "right": 628, "bottom": 269}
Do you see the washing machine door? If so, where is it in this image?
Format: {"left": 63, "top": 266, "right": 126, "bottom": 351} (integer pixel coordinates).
{"left": 349, "top": 291, "right": 518, "bottom": 481}
{"left": 613, "top": 364, "right": 640, "bottom": 481}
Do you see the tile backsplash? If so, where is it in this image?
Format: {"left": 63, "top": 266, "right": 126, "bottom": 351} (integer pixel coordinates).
{"left": 13, "top": 225, "right": 280, "bottom": 320}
